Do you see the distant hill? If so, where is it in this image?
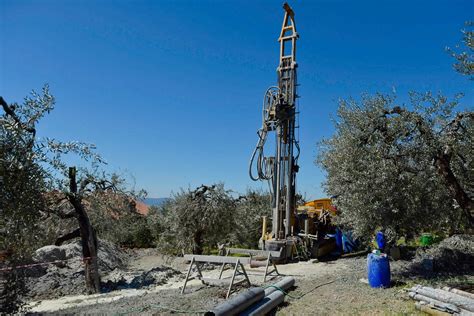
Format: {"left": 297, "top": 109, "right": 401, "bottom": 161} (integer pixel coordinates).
{"left": 142, "top": 197, "right": 170, "bottom": 207}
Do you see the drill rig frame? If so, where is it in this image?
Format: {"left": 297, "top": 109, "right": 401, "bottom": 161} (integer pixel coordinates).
{"left": 249, "top": 3, "right": 300, "bottom": 258}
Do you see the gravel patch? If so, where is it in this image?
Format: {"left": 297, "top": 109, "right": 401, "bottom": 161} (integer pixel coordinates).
{"left": 23, "top": 235, "right": 474, "bottom": 315}
{"left": 277, "top": 257, "right": 420, "bottom": 316}
{"left": 25, "top": 239, "right": 132, "bottom": 300}
{"left": 399, "top": 234, "right": 474, "bottom": 277}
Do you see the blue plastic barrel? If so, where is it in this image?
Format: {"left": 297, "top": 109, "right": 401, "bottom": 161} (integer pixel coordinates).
{"left": 376, "top": 231, "right": 386, "bottom": 251}
{"left": 367, "top": 253, "right": 391, "bottom": 288}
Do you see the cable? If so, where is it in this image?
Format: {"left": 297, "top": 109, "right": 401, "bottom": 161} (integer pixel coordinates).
{"left": 115, "top": 279, "right": 337, "bottom": 315}
{"left": 263, "top": 279, "right": 336, "bottom": 300}
{"left": 115, "top": 280, "right": 337, "bottom": 315}
{"left": 249, "top": 87, "right": 280, "bottom": 182}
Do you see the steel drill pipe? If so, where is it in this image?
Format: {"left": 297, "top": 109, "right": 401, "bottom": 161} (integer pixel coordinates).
{"left": 442, "top": 287, "right": 474, "bottom": 300}
{"left": 239, "top": 277, "right": 295, "bottom": 316}
{"left": 206, "top": 288, "right": 265, "bottom": 316}
{"left": 411, "top": 285, "right": 474, "bottom": 312}
{"left": 240, "top": 291, "right": 285, "bottom": 316}
{"left": 409, "top": 292, "right": 460, "bottom": 313}
{"left": 264, "top": 276, "right": 295, "bottom": 296}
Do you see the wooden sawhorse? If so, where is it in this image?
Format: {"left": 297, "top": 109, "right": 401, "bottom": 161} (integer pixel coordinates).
{"left": 182, "top": 254, "right": 251, "bottom": 299}
{"left": 221, "top": 248, "right": 281, "bottom": 282}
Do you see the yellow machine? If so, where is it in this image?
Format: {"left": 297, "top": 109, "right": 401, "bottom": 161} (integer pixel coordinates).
{"left": 304, "top": 198, "right": 332, "bottom": 210}
{"left": 260, "top": 198, "right": 337, "bottom": 259}
{"left": 297, "top": 198, "right": 337, "bottom": 218}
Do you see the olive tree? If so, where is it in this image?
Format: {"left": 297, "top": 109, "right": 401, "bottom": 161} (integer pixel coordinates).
{"left": 0, "top": 86, "right": 137, "bottom": 295}
{"left": 317, "top": 93, "right": 473, "bottom": 241}
{"left": 0, "top": 89, "right": 53, "bottom": 259}
{"left": 155, "top": 184, "right": 236, "bottom": 254}
{"left": 317, "top": 23, "right": 474, "bottom": 242}
{"left": 87, "top": 182, "right": 153, "bottom": 249}
{"left": 234, "top": 189, "right": 271, "bottom": 248}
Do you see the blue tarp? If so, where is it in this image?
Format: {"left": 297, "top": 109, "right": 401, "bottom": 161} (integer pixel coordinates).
{"left": 330, "top": 228, "right": 358, "bottom": 253}
{"left": 342, "top": 230, "right": 357, "bottom": 253}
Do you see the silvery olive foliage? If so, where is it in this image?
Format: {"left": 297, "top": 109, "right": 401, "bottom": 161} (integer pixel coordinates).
{"left": 318, "top": 24, "right": 474, "bottom": 242}
{"left": 1, "top": 86, "right": 57, "bottom": 258}
{"left": 155, "top": 184, "right": 237, "bottom": 254}
{"left": 447, "top": 21, "right": 473, "bottom": 79}
{"left": 1, "top": 86, "right": 146, "bottom": 257}
{"left": 1, "top": 86, "right": 151, "bottom": 307}
{"left": 317, "top": 93, "right": 473, "bottom": 241}
{"left": 0, "top": 86, "right": 67, "bottom": 311}
{"left": 87, "top": 184, "right": 153, "bottom": 248}
{"left": 152, "top": 185, "right": 272, "bottom": 254}
{"left": 234, "top": 189, "right": 271, "bottom": 249}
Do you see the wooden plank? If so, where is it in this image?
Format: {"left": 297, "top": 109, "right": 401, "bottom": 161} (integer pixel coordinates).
{"left": 227, "top": 248, "right": 281, "bottom": 258}
{"left": 183, "top": 254, "right": 251, "bottom": 265}
{"left": 250, "top": 260, "right": 267, "bottom": 268}
{"left": 201, "top": 277, "right": 246, "bottom": 286}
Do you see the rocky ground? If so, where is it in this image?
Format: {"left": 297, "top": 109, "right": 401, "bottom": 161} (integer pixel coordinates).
{"left": 23, "top": 242, "right": 184, "bottom": 302}
{"left": 25, "top": 239, "right": 132, "bottom": 300}
{"left": 20, "top": 235, "right": 474, "bottom": 315}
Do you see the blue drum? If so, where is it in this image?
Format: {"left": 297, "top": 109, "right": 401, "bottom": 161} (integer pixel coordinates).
{"left": 367, "top": 253, "right": 391, "bottom": 288}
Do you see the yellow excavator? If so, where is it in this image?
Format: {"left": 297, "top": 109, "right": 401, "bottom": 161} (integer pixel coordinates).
{"left": 296, "top": 198, "right": 337, "bottom": 234}
{"left": 295, "top": 198, "right": 338, "bottom": 257}
{"left": 258, "top": 197, "right": 338, "bottom": 260}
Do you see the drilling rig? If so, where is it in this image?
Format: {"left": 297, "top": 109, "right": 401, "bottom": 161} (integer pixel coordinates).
{"left": 249, "top": 3, "right": 300, "bottom": 259}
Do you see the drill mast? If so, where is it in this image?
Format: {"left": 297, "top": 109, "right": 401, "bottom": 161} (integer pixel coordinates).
{"left": 250, "top": 3, "right": 300, "bottom": 243}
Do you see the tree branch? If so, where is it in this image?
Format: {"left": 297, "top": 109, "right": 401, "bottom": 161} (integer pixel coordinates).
{"left": 0, "top": 96, "right": 36, "bottom": 137}
{"left": 367, "top": 107, "right": 473, "bottom": 224}
{"left": 55, "top": 228, "right": 81, "bottom": 246}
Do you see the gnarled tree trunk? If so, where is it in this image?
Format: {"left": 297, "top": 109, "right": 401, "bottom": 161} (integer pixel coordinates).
{"left": 193, "top": 230, "right": 204, "bottom": 255}
{"left": 67, "top": 167, "right": 100, "bottom": 294}
{"left": 435, "top": 150, "right": 473, "bottom": 226}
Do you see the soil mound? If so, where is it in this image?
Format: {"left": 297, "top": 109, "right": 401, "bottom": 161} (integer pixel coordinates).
{"left": 404, "top": 234, "right": 474, "bottom": 276}
{"left": 26, "top": 239, "right": 130, "bottom": 300}
{"left": 25, "top": 241, "right": 183, "bottom": 300}
{"left": 102, "top": 266, "right": 181, "bottom": 291}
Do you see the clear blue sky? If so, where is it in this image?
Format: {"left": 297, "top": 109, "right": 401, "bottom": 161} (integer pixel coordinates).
{"left": 1, "top": 0, "right": 473, "bottom": 199}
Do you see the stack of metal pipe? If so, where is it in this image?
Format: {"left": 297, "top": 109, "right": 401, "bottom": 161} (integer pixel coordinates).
{"left": 408, "top": 285, "right": 474, "bottom": 315}
{"left": 206, "top": 277, "right": 295, "bottom": 316}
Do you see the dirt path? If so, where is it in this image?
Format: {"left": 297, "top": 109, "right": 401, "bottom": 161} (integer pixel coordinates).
{"left": 26, "top": 252, "right": 424, "bottom": 315}
{"left": 277, "top": 258, "right": 420, "bottom": 315}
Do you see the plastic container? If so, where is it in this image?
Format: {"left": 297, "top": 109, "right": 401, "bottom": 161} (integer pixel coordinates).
{"left": 367, "top": 252, "right": 391, "bottom": 288}
{"left": 420, "top": 234, "right": 433, "bottom": 246}
{"left": 376, "top": 231, "right": 386, "bottom": 251}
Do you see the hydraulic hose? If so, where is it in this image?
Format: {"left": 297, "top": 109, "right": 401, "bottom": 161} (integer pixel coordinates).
{"left": 249, "top": 87, "right": 280, "bottom": 182}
